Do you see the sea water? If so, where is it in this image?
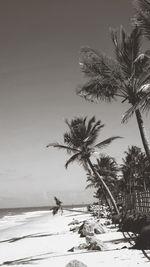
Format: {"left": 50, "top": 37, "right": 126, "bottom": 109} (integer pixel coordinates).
{"left": 0, "top": 204, "right": 86, "bottom": 231}
{"left": 0, "top": 207, "right": 51, "bottom": 231}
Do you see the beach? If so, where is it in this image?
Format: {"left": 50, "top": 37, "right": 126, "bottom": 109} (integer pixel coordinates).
{"left": 0, "top": 207, "right": 149, "bottom": 267}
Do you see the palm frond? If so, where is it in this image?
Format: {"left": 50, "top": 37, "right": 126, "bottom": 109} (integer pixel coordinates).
{"left": 133, "top": 52, "right": 150, "bottom": 76}
{"left": 79, "top": 159, "right": 89, "bottom": 171}
{"left": 96, "top": 156, "right": 118, "bottom": 169}
{"left": 65, "top": 118, "right": 87, "bottom": 148}
{"left": 85, "top": 183, "right": 95, "bottom": 190}
{"left": 138, "top": 84, "right": 150, "bottom": 111}
{"left": 64, "top": 133, "right": 73, "bottom": 146}
{"left": 134, "top": 0, "right": 150, "bottom": 40}
{"left": 79, "top": 47, "right": 103, "bottom": 77}
{"left": 79, "top": 46, "right": 123, "bottom": 81}
{"left": 135, "top": 0, "right": 150, "bottom": 10}
{"left": 121, "top": 104, "right": 140, "bottom": 124}
{"left": 77, "top": 78, "right": 118, "bottom": 103}
{"left": 122, "top": 83, "right": 150, "bottom": 122}
{"left": 95, "top": 156, "right": 119, "bottom": 182}
{"left": 137, "top": 67, "right": 150, "bottom": 87}
{"left": 65, "top": 152, "right": 81, "bottom": 169}
{"left": 141, "top": 96, "right": 150, "bottom": 112}
{"left": 85, "top": 172, "right": 97, "bottom": 189}
{"left": 111, "top": 26, "right": 142, "bottom": 78}
{"left": 89, "top": 119, "right": 104, "bottom": 136}
{"left": 84, "top": 120, "right": 104, "bottom": 146}
{"left": 86, "top": 116, "right": 96, "bottom": 134}
{"left": 65, "top": 119, "right": 76, "bottom": 139}
{"left": 46, "top": 142, "right": 80, "bottom": 153}
{"left": 94, "top": 136, "right": 123, "bottom": 149}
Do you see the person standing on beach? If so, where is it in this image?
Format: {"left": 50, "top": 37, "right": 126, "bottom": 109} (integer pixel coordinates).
{"left": 54, "top": 196, "right": 63, "bottom": 215}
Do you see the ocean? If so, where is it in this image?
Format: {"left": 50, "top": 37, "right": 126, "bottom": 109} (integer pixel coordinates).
{"left": 0, "top": 206, "right": 50, "bottom": 219}
{"left": 0, "top": 204, "right": 87, "bottom": 231}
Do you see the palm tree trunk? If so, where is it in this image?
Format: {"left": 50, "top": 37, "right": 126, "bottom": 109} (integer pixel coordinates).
{"left": 135, "top": 109, "right": 150, "bottom": 162}
{"left": 98, "top": 198, "right": 101, "bottom": 218}
{"left": 87, "top": 158, "right": 119, "bottom": 215}
{"left": 101, "top": 186, "right": 113, "bottom": 212}
{"left": 129, "top": 179, "right": 132, "bottom": 194}
{"left": 143, "top": 179, "right": 147, "bottom": 191}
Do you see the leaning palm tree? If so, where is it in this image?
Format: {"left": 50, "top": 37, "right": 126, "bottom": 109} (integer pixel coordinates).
{"left": 77, "top": 26, "right": 150, "bottom": 161}
{"left": 86, "top": 169, "right": 112, "bottom": 212}
{"left": 47, "top": 116, "right": 121, "bottom": 214}
{"left": 85, "top": 170, "right": 108, "bottom": 215}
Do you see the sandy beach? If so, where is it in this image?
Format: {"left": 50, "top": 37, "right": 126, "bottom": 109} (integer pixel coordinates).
{"left": 0, "top": 208, "right": 149, "bottom": 267}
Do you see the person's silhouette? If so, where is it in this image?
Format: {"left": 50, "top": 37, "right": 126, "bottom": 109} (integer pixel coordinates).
{"left": 54, "top": 196, "right": 63, "bottom": 215}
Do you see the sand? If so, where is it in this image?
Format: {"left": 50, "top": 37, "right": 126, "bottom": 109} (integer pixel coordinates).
{"left": 0, "top": 208, "right": 149, "bottom": 266}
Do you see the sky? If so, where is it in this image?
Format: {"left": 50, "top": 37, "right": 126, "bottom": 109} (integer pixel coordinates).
{"left": 0, "top": 0, "right": 150, "bottom": 208}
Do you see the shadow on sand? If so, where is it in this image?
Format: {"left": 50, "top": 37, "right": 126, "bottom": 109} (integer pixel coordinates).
{"left": 0, "top": 233, "right": 54, "bottom": 244}
{"left": 0, "top": 252, "right": 53, "bottom": 266}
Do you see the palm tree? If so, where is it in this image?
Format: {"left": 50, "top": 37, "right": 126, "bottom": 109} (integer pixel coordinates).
{"left": 86, "top": 156, "right": 119, "bottom": 212}
{"left": 47, "top": 116, "right": 121, "bottom": 214}
{"left": 95, "top": 156, "right": 118, "bottom": 184}
{"left": 77, "top": 27, "right": 150, "bottom": 161}
{"left": 120, "top": 145, "right": 150, "bottom": 193}
{"left": 121, "top": 146, "right": 142, "bottom": 194}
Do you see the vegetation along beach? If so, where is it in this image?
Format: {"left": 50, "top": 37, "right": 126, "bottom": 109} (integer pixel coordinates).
{"left": 1, "top": 0, "right": 150, "bottom": 266}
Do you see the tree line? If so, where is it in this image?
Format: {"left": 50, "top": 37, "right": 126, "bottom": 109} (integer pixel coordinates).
{"left": 47, "top": 0, "right": 150, "bottom": 215}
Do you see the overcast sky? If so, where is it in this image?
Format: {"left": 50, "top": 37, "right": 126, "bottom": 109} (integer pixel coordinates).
{"left": 0, "top": 0, "right": 150, "bottom": 208}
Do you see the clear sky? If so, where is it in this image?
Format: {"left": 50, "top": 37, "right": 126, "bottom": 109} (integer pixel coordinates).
{"left": 0, "top": 0, "right": 150, "bottom": 208}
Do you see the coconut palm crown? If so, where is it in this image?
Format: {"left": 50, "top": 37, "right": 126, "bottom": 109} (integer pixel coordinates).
{"left": 77, "top": 27, "right": 150, "bottom": 160}
{"left": 47, "top": 116, "right": 121, "bottom": 169}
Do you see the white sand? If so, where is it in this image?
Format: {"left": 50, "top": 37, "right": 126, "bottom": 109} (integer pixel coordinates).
{"left": 0, "top": 209, "right": 149, "bottom": 266}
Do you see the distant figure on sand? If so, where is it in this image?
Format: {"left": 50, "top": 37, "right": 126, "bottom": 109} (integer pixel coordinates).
{"left": 52, "top": 206, "right": 59, "bottom": 215}
{"left": 54, "top": 196, "right": 63, "bottom": 215}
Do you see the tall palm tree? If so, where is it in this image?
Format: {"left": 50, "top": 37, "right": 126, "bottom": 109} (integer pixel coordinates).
{"left": 77, "top": 27, "right": 150, "bottom": 161}
{"left": 133, "top": 0, "right": 150, "bottom": 113}
{"left": 47, "top": 116, "right": 121, "bottom": 214}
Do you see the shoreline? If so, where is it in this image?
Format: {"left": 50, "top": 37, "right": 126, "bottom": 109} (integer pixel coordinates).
{"left": 0, "top": 208, "right": 148, "bottom": 266}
